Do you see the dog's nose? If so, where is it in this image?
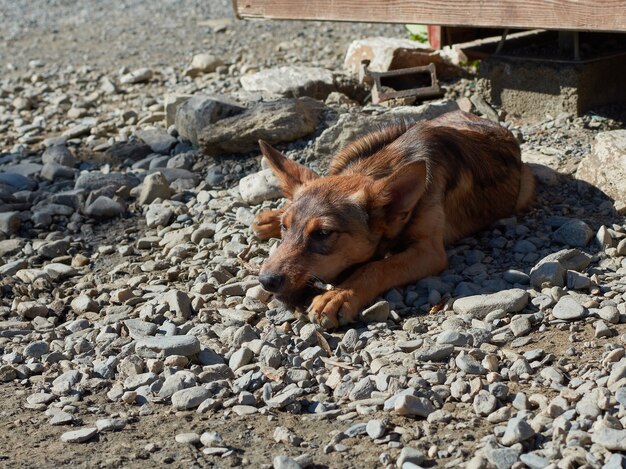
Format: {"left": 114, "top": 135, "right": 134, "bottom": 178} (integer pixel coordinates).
{"left": 259, "top": 273, "right": 285, "bottom": 293}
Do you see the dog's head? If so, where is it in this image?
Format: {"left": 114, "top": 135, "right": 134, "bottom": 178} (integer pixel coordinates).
{"left": 257, "top": 140, "right": 426, "bottom": 306}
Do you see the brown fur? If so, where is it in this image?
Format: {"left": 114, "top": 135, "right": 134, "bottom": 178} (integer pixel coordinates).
{"left": 253, "top": 111, "right": 535, "bottom": 330}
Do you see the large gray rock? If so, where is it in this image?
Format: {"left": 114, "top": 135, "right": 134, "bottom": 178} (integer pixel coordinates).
{"left": 175, "top": 94, "right": 245, "bottom": 146}
{"left": 453, "top": 289, "right": 529, "bottom": 319}
{"left": 238, "top": 169, "right": 282, "bottom": 205}
{"left": 314, "top": 100, "right": 458, "bottom": 157}
{"left": 199, "top": 97, "right": 325, "bottom": 156}
{"left": 576, "top": 130, "right": 626, "bottom": 207}
{"left": 240, "top": 66, "right": 336, "bottom": 99}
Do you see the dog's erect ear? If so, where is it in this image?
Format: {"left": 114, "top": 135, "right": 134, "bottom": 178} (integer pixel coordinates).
{"left": 372, "top": 161, "right": 427, "bottom": 228}
{"left": 259, "top": 140, "right": 319, "bottom": 199}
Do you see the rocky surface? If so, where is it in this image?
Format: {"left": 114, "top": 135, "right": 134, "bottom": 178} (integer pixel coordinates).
{"left": 1, "top": 1, "right": 626, "bottom": 469}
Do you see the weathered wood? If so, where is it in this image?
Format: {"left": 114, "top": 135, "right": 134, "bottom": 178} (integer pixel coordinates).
{"left": 233, "top": 0, "right": 626, "bottom": 33}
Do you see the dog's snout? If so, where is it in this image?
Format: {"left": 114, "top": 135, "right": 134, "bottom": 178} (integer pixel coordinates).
{"left": 259, "top": 273, "right": 285, "bottom": 293}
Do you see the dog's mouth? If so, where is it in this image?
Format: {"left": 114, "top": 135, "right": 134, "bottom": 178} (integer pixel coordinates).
{"left": 271, "top": 277, "right": 336, "bottom": 308}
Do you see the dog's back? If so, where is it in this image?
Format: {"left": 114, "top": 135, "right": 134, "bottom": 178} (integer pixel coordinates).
{"left": 327, "top": 110, "right": 534, "bottom": 243}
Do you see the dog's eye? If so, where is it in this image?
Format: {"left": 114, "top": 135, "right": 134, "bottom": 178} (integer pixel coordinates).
{"left": 311, "top": 229, "right": 332, "bottom": 240}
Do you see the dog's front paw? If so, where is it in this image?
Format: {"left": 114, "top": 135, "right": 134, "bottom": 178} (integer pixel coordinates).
{"left": 252, "top": 209, "right": 282, "bottom": 240}
{"left": 308, "top": 288, "right": 359, "bottom": 330}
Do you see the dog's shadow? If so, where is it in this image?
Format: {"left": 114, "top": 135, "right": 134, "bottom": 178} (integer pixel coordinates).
{"left": 388, "top": 165, "right": 622, "bottom": 320}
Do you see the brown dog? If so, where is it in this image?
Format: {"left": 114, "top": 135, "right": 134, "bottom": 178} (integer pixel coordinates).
{"left": 253, "top": 110, "right": 535, "bottom": 330}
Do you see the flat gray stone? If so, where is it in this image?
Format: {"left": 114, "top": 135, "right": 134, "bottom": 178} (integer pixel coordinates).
{"left": 552, "top": 296, "right": 587, "bottom": 320}
{"left": 135, "top": 128, "right": 177, "bottom": 154}
{"left": 360, "top": 300, "right": 390, "bottom": 323}
{"left": 530, "top": 261, "right": 566, "bottom": 288}
{"left": 228, "top": 347, "right": 253, "bottom": 371}
{"left": 455, "top": 352, "right": 487, "bottom": 375}
{"left": 501, "top": 417, "right": 535, "bottom": 446}
{"left": 85, "top": 196, "right": 124, "bottom": 218}
{"left": 366, "top": 419, "right": 387, "bottom": 439}
{"left": 175, "top": 432, "right": 201, "bottom": 444}
{"left": 0, "top": 211, "right": 20, "bottom": 235}
{"left": 135, "top": 335, "right": 200, "bottom": 358}
{"left": 394, "top": 394, "right": 434, "bottom": 417}
{"left": 49, "top": 411, "right": 75, "bottom": 425}
{"left": 75, "top": 172, "right": 139, "bottom": 192}
{"left": 240, "top": 66, "right": 336, "bottom": 99}
{"left": 238, "top": 169, "right": 282, "bottom": 205}
{"left": 272, "top": 455, "right": 303, "bottom": 469}
{"left": 397, "top": 447, "right": 424, "bottom": 467}
{"left": 96, "top": 418, "right": 127, "bottom": 432}
{"left": 42, "top": 145, "right": 76, "bottom": 167}
{"left": 453, "top": 289, "right": 529, "bottom": 319}
{"left": 60, "top": 427, "right": 97, "bottom": 443}
{"left": 171, "top": 386, "right": 211, "bottom": 410}
{"left": 591, "top": 427, "right": 626, "bottom": 451}
{"left": 519, "top": 453, "right": 550, "bottom": 469}
{"left": 414, "top": 344, "right": 454, "bottom": 362}
{"left": 473, "top": 390, "right": 498, "bottom": 416}
{"left": 552, "top": 219, "right": 593, "bottom": 247}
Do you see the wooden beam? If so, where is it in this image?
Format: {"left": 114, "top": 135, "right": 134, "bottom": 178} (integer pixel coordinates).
{"left": 233, "top": 0, "right": 626, "bottom": 33}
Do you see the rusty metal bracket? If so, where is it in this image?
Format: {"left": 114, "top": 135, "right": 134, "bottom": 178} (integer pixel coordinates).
{"left": 359, "top": 60, "right": 443, "bottom": 104}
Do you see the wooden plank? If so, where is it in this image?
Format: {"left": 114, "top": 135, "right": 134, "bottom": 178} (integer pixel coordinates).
{"left": 233, "top": 0, "right": 626, "bottom": 32}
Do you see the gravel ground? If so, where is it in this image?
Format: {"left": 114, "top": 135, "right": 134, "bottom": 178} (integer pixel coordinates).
{"left": 1, "top": 1, "right": 626, "bottom": 469}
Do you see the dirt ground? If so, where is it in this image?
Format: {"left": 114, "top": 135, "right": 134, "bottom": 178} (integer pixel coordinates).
{"left": 2, "top": 1, "right": 626, "bottom": 469}
{"left": 2, "top": 322, "right": 617, "bottom": 469}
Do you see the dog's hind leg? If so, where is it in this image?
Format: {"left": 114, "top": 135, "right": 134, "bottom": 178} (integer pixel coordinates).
{"left": 252, "top": 208, "right": 284, "bottom": 240}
